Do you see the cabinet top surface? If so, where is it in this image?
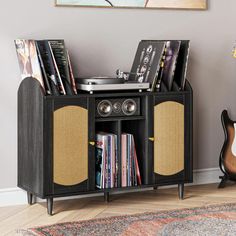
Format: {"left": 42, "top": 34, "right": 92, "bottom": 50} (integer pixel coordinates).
{"left": 44, "top": 90, "right": 191, "bottom": 100}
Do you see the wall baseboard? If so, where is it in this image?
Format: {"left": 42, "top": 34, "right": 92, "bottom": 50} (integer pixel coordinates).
{"left": 0, "top": 188, "right": 27, "bottom": 207}
{"left": 0, "top": 168, "right": 222, "bottom": 207}
{"left": 192, "top": 167, "right": 221, "bottom": 185}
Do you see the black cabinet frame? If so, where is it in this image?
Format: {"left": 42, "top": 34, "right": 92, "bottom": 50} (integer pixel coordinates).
{"left": 18, "top": 77, "right": 193, "bottom": 215}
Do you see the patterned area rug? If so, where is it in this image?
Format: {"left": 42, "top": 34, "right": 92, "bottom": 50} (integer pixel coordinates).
{"left": 19, "top": 203, "right": 236, "bottom": 236}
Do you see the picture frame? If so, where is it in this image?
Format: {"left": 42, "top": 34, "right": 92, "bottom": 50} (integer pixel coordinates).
{"left": 55, "top": 0, "right": 207, "bottom": 10}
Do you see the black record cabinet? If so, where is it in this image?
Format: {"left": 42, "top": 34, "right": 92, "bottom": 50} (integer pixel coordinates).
{"left": 18, "top": 77, "right": 193, "bottom": 215}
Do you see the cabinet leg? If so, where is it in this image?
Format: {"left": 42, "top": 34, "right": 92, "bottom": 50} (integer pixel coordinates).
{"left": 178, "top": 183, "right": 184, "bottom": 200}
{"left": 47, "top": 198, "right": 53, "bottom": 215}
{"left": 27, "top": 192, "right": 34, "bottom": 205}
{"left": 104, "top": 192, "right": 109, "bottom": 203}
{"left": 153, "top": 186, "right": 158, "bottom": 190}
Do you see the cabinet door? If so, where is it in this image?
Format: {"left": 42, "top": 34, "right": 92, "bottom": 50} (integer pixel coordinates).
{"left": 49, "top": 97, "right": 95, "bottom": 195}
{"left": 153, "top": 95, "right": 185, "bottom": 185}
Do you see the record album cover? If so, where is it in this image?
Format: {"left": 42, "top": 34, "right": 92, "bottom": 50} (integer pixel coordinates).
{"left": 161, "top": 40, "right": 181, "bottom": 91}
{"left": 36, "top": 40, "right": 62, "bottom": 94}
{"left": 173, "top": 40, "right": 190, "bottom": 90}
{"left": 48, "top": 40, "right": 73, "bottom": 95}
{"left": 15, "top": 39, "right": 45, "bottom": 92}
{"left": 130, "top": 40, "right": 166, "bottom": 91}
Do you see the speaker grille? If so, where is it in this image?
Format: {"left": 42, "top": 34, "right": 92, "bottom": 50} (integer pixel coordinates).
{"left": 96, "top": 97, "right": 140, "bottom": 117}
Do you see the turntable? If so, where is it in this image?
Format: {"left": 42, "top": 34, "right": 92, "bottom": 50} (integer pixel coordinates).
{"left": 76, "top": 71, "right": 150, "bottom": 94}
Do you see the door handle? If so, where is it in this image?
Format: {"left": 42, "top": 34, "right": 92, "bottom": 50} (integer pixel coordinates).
{"left": 149, "top": 137, "right": 155, "bottom": 142}
{"left": 89, "top": 141, "right": 95, "bottom": 146}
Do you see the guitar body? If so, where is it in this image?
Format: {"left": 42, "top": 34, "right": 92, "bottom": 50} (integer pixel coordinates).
{"left": 219, "top": 110, "right": 236, "bottom": 187}
{"left": 219, "top": 47, "right": 236, "bottom": 187}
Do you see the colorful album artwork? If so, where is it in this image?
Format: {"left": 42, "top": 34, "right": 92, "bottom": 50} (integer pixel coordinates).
{"left": 129, "top": 40, "right": 166, "bottom": 91}
{"left": 55, "top": 0, "right": 207, "bottom": 9}
{"left": 161, "top": 41, "right": 181, "bottom": 91}
{"left": 15, "top": 39, "right": 45, "bottom": 91}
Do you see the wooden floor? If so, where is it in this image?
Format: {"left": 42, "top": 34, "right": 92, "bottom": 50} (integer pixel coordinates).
{"left": 1, "top": 183, "right": 236, "bottom": 235}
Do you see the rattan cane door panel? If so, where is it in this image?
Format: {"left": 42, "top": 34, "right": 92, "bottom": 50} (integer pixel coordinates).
{"left": 154, "top": 101, "right": 184, "bottom": 176}
{"left": 53, "top": 105, "right": 88, "bottom": 186}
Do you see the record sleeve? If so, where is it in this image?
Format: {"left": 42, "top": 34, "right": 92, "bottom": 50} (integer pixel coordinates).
{"left": 36, "top": 40, "right": 62, "bottom": 94}
{"left": 67, "top": 50, "right": 77, "bottom": 94}
{"left": 95, "top": 146, "right": 103, "bottom": 189}
{"left": 48, "top": 40, "right": 70, "bottom": 81}
{"left": 173, "top": 40, "right": 190, "bottom": 90}
{"left": 48, "top": 40, "right": 73, "bottom": 95}
{"left": 130, "top": 40, "right": 166, "bottom": 91}
{"left": 47, "top": 41, "right": 67, "bottom": 95}
{"left": 121, "top": 134, "right": 127, "bottom": 187}
{"left": 35, "top": 43, "right": 52, "bottom": 95}
{"left": 161, "top": 40, "right": 181, "bottom": 91}
{"left": 15, "top": 39, "right": 45, "bottom": 93}
{"left": 95, "top": 134, "right": 106, "bottom": 189}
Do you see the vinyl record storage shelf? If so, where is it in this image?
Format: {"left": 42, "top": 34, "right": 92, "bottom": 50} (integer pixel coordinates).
{"left": 18, "top": 77, "right": 193, "bottom": 215}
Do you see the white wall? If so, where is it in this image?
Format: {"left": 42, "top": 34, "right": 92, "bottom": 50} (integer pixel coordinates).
{"left": 1, "top": 0, "right": 236, "bottom": 188}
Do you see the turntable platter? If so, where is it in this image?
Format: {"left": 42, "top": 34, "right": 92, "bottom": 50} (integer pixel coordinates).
{"left": 75, "top": 75, "right": 150, "bottom": 93}
{"left": 77, "top": 77, "right": 124, "bottom": 85}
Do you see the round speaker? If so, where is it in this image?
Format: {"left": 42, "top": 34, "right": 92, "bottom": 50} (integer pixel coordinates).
{"left": 113, "top": 102, "right": 122, "bottom": 113}
{"left": 122, "top": 99, "right": 137, "bottom": 116}
{"left": 97, "top": 100, "right": 112, "bottom": 117}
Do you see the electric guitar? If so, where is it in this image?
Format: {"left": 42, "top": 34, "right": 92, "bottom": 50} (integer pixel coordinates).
{"left": 219, "top": 110, "right": 236, "bottom": 187}
{"left": 218, "top": 47, "right": 236, "bottom": 187}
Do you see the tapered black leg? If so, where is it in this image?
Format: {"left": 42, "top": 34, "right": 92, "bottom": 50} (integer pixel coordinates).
{"left": 178, "top": 183, "right": 184, "bottom": 200}
{"left": 153, "top": 186, "right": 158, "bottom": 190}
{"left": 104, "top": 192, "right": 109, "bottom": 203}
{"left": 218, "top": 175, "right": 229, "bottom": 188}
{"left": 27, "top": 192, "right": 34, "bottom": 205}
{"left": 47, "top": 198, "right": 53, "bottom": 215}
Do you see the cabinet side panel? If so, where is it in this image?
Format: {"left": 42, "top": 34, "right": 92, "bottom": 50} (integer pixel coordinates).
{"left": 53, "top": 106, "right": 88, "bottom": 186}
{"left": 184, "top": 90, "right": 193, "bottom": 182}
{"left": 154, "top": 101, "right": 184, "bottom": 176}
{"left": 18, "top": 78, "right": 44, "bottom": 196}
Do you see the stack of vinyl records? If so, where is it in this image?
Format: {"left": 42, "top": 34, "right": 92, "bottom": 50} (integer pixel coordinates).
{"left": 121, "top": 133, "right": 141, "bottom": 187}
{"left": 130, "top": 40, "right": 190, "bottom": 92}
{"left": 95, "top": 132, "right": 118, "bottom": 189}
{"left": 15, "top": 39, "right": 77, "bottom": 96}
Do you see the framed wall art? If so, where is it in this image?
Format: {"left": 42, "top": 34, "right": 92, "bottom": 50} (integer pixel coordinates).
{"left": 55, "top": 0, "right": 207, "bottom": 10}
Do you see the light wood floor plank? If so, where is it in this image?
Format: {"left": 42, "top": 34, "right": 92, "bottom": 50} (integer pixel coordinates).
{"left": 1, "top": 184, "right": 236, "bottom": 236}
